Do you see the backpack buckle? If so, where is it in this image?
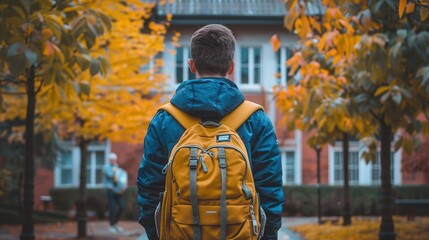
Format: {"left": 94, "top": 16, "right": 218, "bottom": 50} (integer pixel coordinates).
{"left": 189, "top": 159, "right": 198, "bottom": 169}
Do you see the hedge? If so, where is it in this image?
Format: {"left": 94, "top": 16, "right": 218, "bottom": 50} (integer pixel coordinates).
{"left": 49, "top": 185, "right": 429, "bottom": 221}
{"left": 282, "top": 185, "right": 429, "bottom": 216}
{"left": 49, "top": 187, "right": 139, "bottom": 221}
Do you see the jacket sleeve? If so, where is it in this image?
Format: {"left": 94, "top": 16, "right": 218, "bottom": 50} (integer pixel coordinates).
{"left": 250, "top": 111, "right": 285, "bottom": 240}
{"left": 137, "top": 111, "right": 168, "bottom": 240}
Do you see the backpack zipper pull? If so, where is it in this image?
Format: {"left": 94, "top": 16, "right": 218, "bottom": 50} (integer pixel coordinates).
{"left": 199, "top": 154, "right": 208, "bottom": 173}
{"left": 162, "top": 160, "right": 172, "bottom": 174}
{"left": 250, "top": 205, "right": 259, "bottom": 236}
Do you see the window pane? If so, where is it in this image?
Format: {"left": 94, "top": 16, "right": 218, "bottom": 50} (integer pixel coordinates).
{"left": 241, "top": 68, "right": 249, "bottom": 84}
{"left": 254, "top": 67, "right": 260, "bottom": 84}
{"left": 96, "top": 151, "right": 105, "bottom": 165}
{"left": 254, "top": 48, "right": 261, "bottom": 65}
{"left": 334, "top": 152, "right": 343, "bottom": 184}
{"left": 176, "top": 67, "right": 183, "bottom": 83}
{"left": 96, "top": 169, "right": 103, "bottom": 184}
{"left": 176, "top": 48, "right": 184, "bottom": 83}
{"left": 241, "top": 48, "right": 249, "bottom": 64}
{"left": 61, "top": 151, "right": 72, "bottom": 166}
{"left": 284, "top": 151, "right": 295, "bottom": 184}
{"left": 86, "top": 169, "right": 91, "bottom": 184}
{"left": 61, "top": 169, "right": 72, "bottom": 185}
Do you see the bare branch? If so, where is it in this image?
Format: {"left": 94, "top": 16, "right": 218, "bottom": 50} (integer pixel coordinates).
{"left": 370, "top": 110, "right": 382, "bottom": 122}
{"left": 35, "top": 77, "right": 44, "bottom": 94}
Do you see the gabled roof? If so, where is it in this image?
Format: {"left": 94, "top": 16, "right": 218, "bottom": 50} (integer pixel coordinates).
{"left": 143, "top": 0, "right": 323, "bottom": 26}
{"left": 156, "top": 0, "right": 286, "bottom": 17}
{"left": 142, "top": 0, "right": 286, "bottom": 25}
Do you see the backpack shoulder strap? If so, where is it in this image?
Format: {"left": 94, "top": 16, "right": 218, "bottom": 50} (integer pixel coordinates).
{"left": 158, "top": 103, "right": 199, "bottom": 129}
{"left": 221, "top": 100, "right": 264, "bottom": 130}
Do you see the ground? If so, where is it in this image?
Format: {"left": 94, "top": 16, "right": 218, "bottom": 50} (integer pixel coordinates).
{"left": 290, "top": 216, "right": 429, "bottom": 240}
{"left": 1, "top": 217, "right": 427, "bottom": 239}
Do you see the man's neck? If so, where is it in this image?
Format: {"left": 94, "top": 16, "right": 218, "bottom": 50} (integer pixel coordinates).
{"left": 196, "top": 73, "right": 229, "bottom": 79}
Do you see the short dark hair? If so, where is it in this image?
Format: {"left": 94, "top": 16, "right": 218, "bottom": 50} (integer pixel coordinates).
{"left": 190, "top": 24, "right": 236, "bottom": 76}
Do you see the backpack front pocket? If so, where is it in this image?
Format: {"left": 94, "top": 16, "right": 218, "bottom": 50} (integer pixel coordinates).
{"left": 170, "top": 205, "right": 253, "bottom": 240}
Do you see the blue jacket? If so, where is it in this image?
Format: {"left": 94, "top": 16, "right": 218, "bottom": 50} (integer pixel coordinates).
{"left": 137, "top": 78, "right": 284, "bottom": 239}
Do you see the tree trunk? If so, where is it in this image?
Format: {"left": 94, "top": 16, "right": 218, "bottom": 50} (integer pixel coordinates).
{"left": 342, "top": 132, "right": 351, "bottom": 226}
{"left": 379, "top": 120, "right": 396, "bottom": 240}
{"left": 76, "top": 138, "right": 89, "bottom": 238}
{"left": 20, "top": 66, "right": 36, "bottom": 240}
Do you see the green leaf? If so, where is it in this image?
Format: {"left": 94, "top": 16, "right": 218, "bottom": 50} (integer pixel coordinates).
{"left": 25, "top": 49, "right": 38, "bottom": 65}
{"left": 97, "top": 56, "right": 110, "bottom": 77}
{"left": 90, "top": 59, "right": 100, "bottom": 76}
{"left": 11, "top": 5, "right": 27, "bottom": 20}
{"left": 7, "top": 42, "right": 24, "bottom": 57}
{"left": 417, "top": 67, "right": 429, "bottom": 86}
{"left": 79, "top": 82, "right": 91, "bottom": 96}
{"left": 394, "top": 136, "right": 403, "bottom": 152}
{"left": 7, "top": 53, "right": 26, "bottom": 77}
{"left": 97, "top": 11, "right": 112, "bottom": 32}
{"left": 397, "top": 29, "right": 407, "bottom": 40}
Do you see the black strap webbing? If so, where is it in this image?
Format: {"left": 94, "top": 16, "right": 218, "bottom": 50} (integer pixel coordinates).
{"left": 189, "top": 148, "right": 201, "bottom": 240}
{"left": 218, "top": 147, "right": 227, "bottom": 240}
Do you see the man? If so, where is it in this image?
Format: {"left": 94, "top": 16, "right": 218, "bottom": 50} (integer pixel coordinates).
{"left": 103, "top": 152, "right": 127, "bottom": 233}
{"left": 137, "top": 24, "right": 284, "bottom": 239}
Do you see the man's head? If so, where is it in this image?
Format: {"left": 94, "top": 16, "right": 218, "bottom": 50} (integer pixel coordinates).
{"left": 109, "top": 152, "right": 118, "bottom": 165}
{"left": 189, "top": 24, "right": 236, "bottom": 78}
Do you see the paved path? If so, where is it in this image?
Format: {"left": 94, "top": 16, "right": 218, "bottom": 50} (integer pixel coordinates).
{"left": 0, "top": 217, "right": 315, "bottom": 239}
{"left": 137, "top": 217, "right": 315, "bottom": 240}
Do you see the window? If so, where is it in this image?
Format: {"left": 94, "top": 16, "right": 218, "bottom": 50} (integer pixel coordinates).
{"left": 55, "top": 141, "right": 109, "bottom": 188}
{"left": 283, "top": 151, "right": 295, "bottom": 184}
{"left": 175, "top": 47, "right": 195, "bottom": 84}
{"left": 58, "top": 150, "right": 73, "bottom": 186}
{"left": 238, "top": 47, "right": 261, "bottom": 85}
{"left": 329, "top": 142, "right": 401, "bottom": 185}
{"left": 140, "top": 52, "right": 163, "bottom": 80}
{"left": 276, "top": 47, "right": 294, "bottom": 86}
{"left": 333, "top": 151, "right": 360, "bottom": 185}
{"left": 371, "top": 152, "right": 395, "bottom": 184}
{"left": 86, "top": 151, "right": 106, "bottom": 186}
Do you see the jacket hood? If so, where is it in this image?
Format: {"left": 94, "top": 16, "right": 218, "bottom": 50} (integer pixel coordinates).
{"left": 170, "top": 78, "right": 245, "bottom": 120}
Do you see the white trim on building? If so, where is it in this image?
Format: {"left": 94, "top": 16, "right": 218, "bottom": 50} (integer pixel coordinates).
{"left": 328, "top": 141, "right": 402, "bottom": 185}
{"left": 54, "top": 140, "right": 111, "bottom": 188}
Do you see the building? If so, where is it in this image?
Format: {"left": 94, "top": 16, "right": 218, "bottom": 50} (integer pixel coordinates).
{"left": 33, "top": 0, "right": 428, "bottom": 210}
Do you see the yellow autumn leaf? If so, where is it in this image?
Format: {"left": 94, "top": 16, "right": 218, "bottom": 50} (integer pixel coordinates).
{"left": 406, "top": 2, "right": 415, "bottom": 14}
{"left": 398, "top": 0, "right": 407, "bottom": 18}
{"left": 270, "top": 34, "right": 281, "bottom": 52}
{"left": 375, "top": 86, "right": 391, "bottom": 96}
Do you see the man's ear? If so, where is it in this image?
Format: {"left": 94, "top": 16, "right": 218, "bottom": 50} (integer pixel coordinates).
{"left": 227, "top": 60, "right": 235, "bottom": 76}
{"left": 188, "top": 58, "right": 197, "bottom": 73}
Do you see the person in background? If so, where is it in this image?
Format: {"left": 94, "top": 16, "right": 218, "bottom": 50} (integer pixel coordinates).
{"left": 103, "top": 152, "right": 128, "bottom": 233}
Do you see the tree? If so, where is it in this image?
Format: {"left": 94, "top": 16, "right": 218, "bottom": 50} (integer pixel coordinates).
{"left": 276, "top": 0, "right": 377, "bottom": 226}
{"left": 48, "top": 0, "right": 171, "bottom": 237}
{"left": 0, "top": 1, "right": 110, "bottom": 239}
{"left": 277, "top": 0, "right": 429, "bottom": 239}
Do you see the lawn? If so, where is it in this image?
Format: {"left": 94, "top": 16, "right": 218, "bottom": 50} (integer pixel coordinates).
{"left": 290, "top": 217, "right": 429, "bottom": 240}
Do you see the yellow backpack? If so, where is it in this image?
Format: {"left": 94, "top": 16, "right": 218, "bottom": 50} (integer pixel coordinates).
{"left": 155, "top": 100, "right": 267, "bottom": 240}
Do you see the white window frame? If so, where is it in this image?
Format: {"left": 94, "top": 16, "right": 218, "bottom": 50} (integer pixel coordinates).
{"left": 328, "top": 141, "right": 402, "bottom": 185}
{"left": 54, "top": 140, "right": 110, "bottom": 188}
{"left": 175, "top": 46, "right": 194, "bottom": 84}
{"left": 279, "top": 130, "right": 302, "bottom": 185}
{"left": 236, "top": 46, "right": 262, "bottom": 87}
{"left": 86, "top": 144, "right": 109, "bottom": 188}
{"left": 276, "top": 47, "right": 288, "bottom": 86}
{"left": 141, "top": 52, "right": 164, "bottom": 81}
